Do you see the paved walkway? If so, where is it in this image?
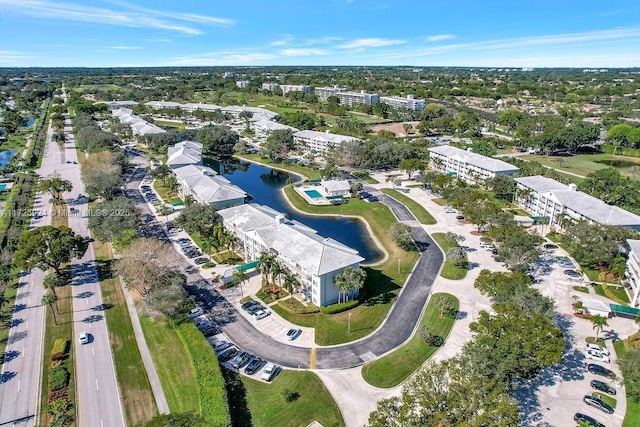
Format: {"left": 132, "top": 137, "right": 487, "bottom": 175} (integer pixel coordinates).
{"left": 121, "top": 286, "right": 170, "bottom": 414}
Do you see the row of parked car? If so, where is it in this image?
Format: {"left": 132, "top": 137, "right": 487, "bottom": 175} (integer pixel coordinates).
{"left": 572, "top": 361, "right": 618, "bottom": 425}
{"left": 356, "top": 190, "right": 379, "bottom": 203}
{"left": 211, "top": 339, "right": 279, "bottom": 381}
{"left": 241, "top": 300, "right": 271, "bottom": 320}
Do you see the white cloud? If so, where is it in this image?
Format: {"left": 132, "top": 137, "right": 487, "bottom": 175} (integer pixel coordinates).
{"left": 0, "top": 50, "right": 32, "bottom": 65}
{"left": 426, "top": 34, "right": 455, "bottom": 42}
{"left": 338, "top": 38, "right": 405, "bottom": 49}
{"left": 107, "top": 46, "right": 142, "bottom": 50}
{"left": 0, "top": 0, "right": 235, "bottom": 35}
{"left": 280, "top": 48, "right": 327, "bottom": 56}
{"left": 165, "top": 51, "right": 277, "bottom": 66}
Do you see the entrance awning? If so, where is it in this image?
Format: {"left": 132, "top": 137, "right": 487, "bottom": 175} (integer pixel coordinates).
{"left": 610, "top": 303, "right": 640, "bottom": 318}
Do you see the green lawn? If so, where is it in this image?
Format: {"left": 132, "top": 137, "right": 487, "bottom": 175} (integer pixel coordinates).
{"left": 345, "top": 111, "right": 390, "bottom": 124}
{"left": 235, "top": 153, "right": 322, "bottom": 180}
{"left": 227, "top": 370, "right": 344, "bottom": 427}
{"left": 380, "top": 188, "right": 436, "bottom": 225}
{"left": 138, "top": 313, "right": 199, "bottom": 414}
{"left": 154, "top": 119, "right": 186, "bottom": 129}
{"left": 362, "top": 293, "right": 459, "bottom": 388}
{"left": 152, "top": 179, "right": 183, "bottom": 205}
{"left": 521, "top": 153, "right": 640, "bottom": 178}
{"left": 93, "top": 241, "right": 157, "bottom": 426}
{"left": 614, "top": 341, "right": 640, "bottom": 427}
{"left": 270, "top": 185, "right": 420, "bottom": 345}
{"left": 593, "top": 283, "right": 630, "bottom": 305}
{"left": 431, "top": 233, "right": 468, "bottom": 280}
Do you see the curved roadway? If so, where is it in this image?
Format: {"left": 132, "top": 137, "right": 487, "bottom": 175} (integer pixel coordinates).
{"left": 193, "top": 186, "right": 443, "bottom": 369}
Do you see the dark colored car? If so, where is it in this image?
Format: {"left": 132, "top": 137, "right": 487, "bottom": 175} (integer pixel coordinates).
{"left": 366, "top": 196, "right": 379, "bottom": 202}
{"left": 244, "top": 357, "right": 265, "bottom": 375}
{"left": 218, "top": 347, "right": 237, "bottom": 363}
{"left": 247, "top": 304, "right": 265, "bottom": 315}
{"left": 230, "top": 351, "right": 251, "bottom": 369}
{"left": 583, "top": 395, "right": 614, "bottom": 414}
{"left": 590, "top": 379, "right": 616, "bottom": 395}
{"left": 543, "top": 243, "right": 558, "bottom": 250}
{"left": 241, "top": 300, "right": 259, "bottom": 311}
{"left": 194, "top": 257, "right": 208, "bottom": 265}
{"left": 588, "top": 364, "right": 615, "bottom": 378}
{"left": 212, "top": 340, "right": 233, "bottom": 353}
{"left": 573, "top": 413, "right": 605, "bottom": 427}
{"left": 456, "top": 214, "right": 465, "bottom": 220}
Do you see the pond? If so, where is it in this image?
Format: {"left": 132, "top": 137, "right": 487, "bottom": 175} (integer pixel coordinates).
{"left": 207, "top": 158, "right": 384, "bottom": 263}
{"left": 0, "top": 149, "right": 17, "bottom": 169}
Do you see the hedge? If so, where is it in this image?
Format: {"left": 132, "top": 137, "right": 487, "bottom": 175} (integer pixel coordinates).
{"left": 601, "top": 144, "right": 640, "bottom": 158}
{"left": 319, "top": 299, "right": 360, "bottom": 314}
{"left": 173, "top": 320, "right": 231, "bottom": 427}
{"left": 49, "top": 366, "right": 70, "bottom": 392}
{"left": 51, "top": 339, "right": 69, "bottom": 357}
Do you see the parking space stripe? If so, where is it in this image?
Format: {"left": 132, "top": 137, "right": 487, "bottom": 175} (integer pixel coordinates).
{"left": 310, "top": 347, "right": 316, "bottom": 369}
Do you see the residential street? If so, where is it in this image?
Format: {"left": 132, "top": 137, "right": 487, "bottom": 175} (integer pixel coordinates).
{"left": 0, "top": 120, "right": 59, "bottom": 426}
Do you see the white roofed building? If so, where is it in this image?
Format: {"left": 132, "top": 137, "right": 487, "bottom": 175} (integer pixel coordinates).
{"left": 626, "top": 240, "right": 640, "bottom": 307}
{"left": 219, "top": 203, "right": 364, "bottom": 306}
{"left": 427, "top": 145, "right": 518, "bottom": 186}
{"left": 173, "top": 165, "right": 246, "bottom": 209}
{"left": 379, "top": 95, "right": 425, "bottom": 111}
{"left": 253, "top": 120, "right": 298, "bottom": 139}
{"left": 167, "top": 141, "right": 203, "bottom": 169}
{"left": 130, "top": 121, "right": 166, "bottom": 136}
{"left": 294, "top": 130, "right": 358, "bottom": 153}
{"left": 99, "top": 100, "right": 139, "bottom": 110}
{"left": 180, "top": 103, "right": 221, "bottom": 113}
{"left": 144, "top": 101, "right": 182, "bottom": 110}
{"left": 322, "top": 179, "right": 351, "bottom": 197}
{"left": 281, "top": 84, "right": 312, "bottom": 95}
{"left": 514, "top": 175, "right": 640, "bottom": 232}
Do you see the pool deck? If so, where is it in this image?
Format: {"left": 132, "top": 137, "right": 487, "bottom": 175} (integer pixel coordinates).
{"left": 293, "top": 183, "right": 344, "bottom": 205}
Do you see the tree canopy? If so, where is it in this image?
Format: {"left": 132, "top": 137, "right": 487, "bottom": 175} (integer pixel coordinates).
{"left": 88, "top": 197, "right": 141, "bottom": 242}
{"left": 15, "top": 225, "right": 88, "bottom": 276}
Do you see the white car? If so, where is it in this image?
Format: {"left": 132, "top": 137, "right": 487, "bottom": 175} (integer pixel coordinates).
{"left": 78, "top": 331, "right": 89, "bottom": 345}
{"left": 187, "top": 307, "right": 204, "bottom": 318}
{"left": 586, "top": 343, "right": 610, "bottom": 356}
{"left": 261, "top": 363, "right": 278, "bottom": 381}
{"left": 253, "top": 310, "right": 270, "bottom": 320}
{"left": 586, "top": 349, "right": 610, "bottom": 363}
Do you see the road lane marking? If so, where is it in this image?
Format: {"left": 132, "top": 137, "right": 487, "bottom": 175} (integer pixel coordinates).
{"left": 96, "top": 379, "right": 99, "bottom": 390}
{"left": 309, "top": 347, "right": 317, "bottom": 369}
{"left": 25, "top": 321, "right": 28, "bottom": 330}
{"left": 92, "top": 347, "right": 95, "bottom": 356}
{"left": 17, "top": 380, "right": 21, "bottom": 392}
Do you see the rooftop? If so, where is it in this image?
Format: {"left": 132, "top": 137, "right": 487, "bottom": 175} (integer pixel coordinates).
{"left": 294, "top": 130, "right": 358, "bottom": 145}
{"left": 174, "top": 165, "right": 245, "bottom": 204}
{"left": 428, "top": 145, "right": 519, "bottom": 173}
{"left": 628, "top": 239, "right": 640, "bottom": 256}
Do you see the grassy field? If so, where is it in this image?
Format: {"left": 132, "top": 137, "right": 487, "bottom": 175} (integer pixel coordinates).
{"left": 152, "top": 179, "right": 183, "bottom": 205}
{"left": 272, "top": 185, "right": 419, "bottom": 345}
{"left": 225, "top": 370, "right": 344, "bottom": 427}
{"left": 431, "top": 233, "right": 467, "bottom": 280}
{"left": 235, "top": 153, "right": 322, "bottom": 180}
{"left": 594, "top": 283, "right": 630, "bottom": 305}
{"left": 138, "top": 313, "right": 200, "bottom": 414}
{"left": 380, "top": 188, "right": 436, "bottom": 225}
{"left": 154, "top": 119, "right": 186, "bottom": 129}
{"left": 92, "top": 241, "right": 157, "bottom": 425}
{"left": 362, "top": 293, "right": 459, "bottom": 388}
{"left": 345, "top": 111, "right": 390, "bottom": 124}
{"left": 522, "top": 153, "right": 640, "bottom": 178}
{"left": 613, "top": 341, "right": 640, "bottom": 427}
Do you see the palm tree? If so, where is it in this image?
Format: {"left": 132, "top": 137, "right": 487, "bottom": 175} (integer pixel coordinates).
{"left": 334, "top": 266, "right": 367, "bottom": 303}
{"left": 271, "top": 262, "right": 284, "bottom": 289}
{"left": 283, "top": 273, "right": 298, "bottom": 297}
{"left": 232, "top": 269, "right": 247, "bottom": 299}
{"left": 42, "top": 292, "right": 58, "bottom": 325}
{"left": 591, "top": 315, "right": 609, "bottom": 341}
{"left": 258, "top": 251, "right": 276, "bottom": 287}
{"left": 43, "top": 273, "right": 63, "bottom": 301}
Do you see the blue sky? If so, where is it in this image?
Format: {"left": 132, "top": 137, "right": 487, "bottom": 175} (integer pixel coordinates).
{"left": 1, "top": 0, "right": 640, "bottom": 68}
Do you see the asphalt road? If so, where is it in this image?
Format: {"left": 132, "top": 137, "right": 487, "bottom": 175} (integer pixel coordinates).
{"left": 0, "top": 122, "right": 60, "bottom": 426}
{"left": 57, "top": 88, "right": 125, "bottom": 427}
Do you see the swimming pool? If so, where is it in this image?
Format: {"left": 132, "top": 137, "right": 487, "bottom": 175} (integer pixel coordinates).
{"left": 304, "top": 189, "right": 323, "bottom": 199}
{"left": 0, "top": 184, "right": 6, "bottom": 190}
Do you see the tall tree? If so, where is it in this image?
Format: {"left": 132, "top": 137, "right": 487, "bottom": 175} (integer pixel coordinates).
{"left": 88, "top": 197, "right": 141, "bottom": 242}
{"left": 398, "top": 158, "right": 423, "bottom": 179}
{"left": 591, "top": 315, "right": 609, "bottom": 341}
{"left": 38, "top": 177, "right": 73, "bottom": 203}
{"left": 15, "top": 226, "right": 88, "bottom": 276}
{"left": 42, "top": 292, "right": 58, "bottom": 325}
{"left": 333, "top": 266, "right": 366, "bottom": 303}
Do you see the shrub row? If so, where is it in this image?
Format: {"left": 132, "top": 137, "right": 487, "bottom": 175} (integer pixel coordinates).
{"left": 49, "top": 366, "right": 70, "bottom": 392}
{"left": 51, "top": 339, "right": 69, "bottom": 358}
{"left": 319, "top": 298, "right": 360, "bottom": 314}
{"left": 173, "top": 320, "right": 231, "bottom": 427}
{"left": 601, "top": 144, "right": 640, "bottom": 158}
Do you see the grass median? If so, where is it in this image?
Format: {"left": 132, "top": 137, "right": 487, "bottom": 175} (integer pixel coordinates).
{"left": 614, "top": 341, "right": 640, "bottom": 427}
{"left": 93, "top": 241, "right": 157, "bottom": 426}
{"left": 380, "top": 188, "right": 436, "bottom": 224}
{"left": 431, "top": 232, "right": 467, "bottom": 280}
{"left": 361, "top": 293, "right": 459, "bottom": 388}
{"left": 225, "top": 370, "right": 344, "bottom": 427}
{"left": 271, "top": 185, "right": 419, "bottom": 345}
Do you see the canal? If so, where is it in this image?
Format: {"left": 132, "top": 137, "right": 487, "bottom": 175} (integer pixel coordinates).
{"left": 208, "top": 158, "right": 384, "bottom": 263}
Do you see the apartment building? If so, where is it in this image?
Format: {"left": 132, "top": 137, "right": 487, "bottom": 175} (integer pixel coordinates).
{"left": 280, "top": 84, "right": 312, "bottom": 95}
{"left": 293, "top": 130, "right": 358, "bottom": 153}
{"left": 379, "top": 95, "right": 425, "bottom": 111}
{"left": 173, "top": 165, "right": 246, "bottom": 209}
{"left": 626, "top": 240, "right": 640, "bottom": 307}
{"left": 236, "top": 80, "right": 250, "bottom": 89}
{"left": 514, "top": 175, "right": 640, "bottom": 232}
{"left": 337, "top": 90, "right": 379, "bottom": 106}
{"left": 218, "top": 203, "right": 364, "bottom": 306}
{"left": 144, "top": 101, "right": 182, "bottom": 110}
{"left": 99, "top": 100, "right": 139, "bottom": 110}
{"left": 167, "top": 140, "right": 202, "bottom": 169}
{"left": 180, "top": 103, "right": 221, "bottom": 113}
{"left": 262, "top": 82, "right": 280, "bottom": 91}
{"left": 221, "top": 106, "right": 278, "bottom": 121}
{"left": 253, "top": 120, "right": 298, "bottom": 139}
{"left": 315, "top": 86, "right": 346, "bottom": 101}
{"left": 112, "top": 108, "right": 166, "bottom": 136}
{"left": 427, "top": 145, "right": 518, "bottom": 186}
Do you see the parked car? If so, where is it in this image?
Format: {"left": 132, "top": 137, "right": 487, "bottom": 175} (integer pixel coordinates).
{"left": 211, "top": 340, "right": 233, "bottom": 353}
{"left": 286, "top": 328, "right": 302, "bottom": 341}
{"left": 194, "top": 257, "right": 209, "bottom": 265}
{"left": 184, "top": 265, "right": 198, "bottom": 274}
{"left": 230, "top": 351, "right": 251, "bottom": 369}
{"left": 543, "top": 243, "right": 558, "bottom": 250}
{"left": 557, "top": 257, "right": 574, "bottom": 268}
{"left": 218, "top": 348, "right": 237, "bottom": 363}
{"left": 187, "top": 307, "right": 204, "bottom": 318}
{"left": 253, "top": 310, "right": 270, "bottom": 320}
{"left": 241, "top": 301, "right": 259, "bottom": 311}
{"left": 590, "top": 379, "right": 616, "bottom": 395}
{"left": 245, "top": 357, "right": 265, "bottom": 375}
{"left": 456, "top": 214, "right": 465, "bottom": 220}
{"left": 573, "top": 413, "right": 605, "bottom": 427}
{"left": 247, "top": 304, "right": 265, "bottom": 315}
{"left": 585, "top": 343, "right": 610, "bottom": 356}
{"left": 586, "top": 349, "right": 610, "bottom": 363}
{"left": 564, "top": 269, "right": 581, "bottom": 280}
{"left": 365, "top": 196, "right": 379, "bottom": 202}
{"left": 587, "top": 364, "right": 615, "bottom": 378}
{"left": 78, "top": 331, "right": 90, "bottom": 345}
{"left": 177, "top": 238, "right": 191, "bottom": 244}
{"left": 261, "top": 363, "right": 278, "bottom": 382}
{"left": 583, "top": 395, "right": 614, "bottom": 414}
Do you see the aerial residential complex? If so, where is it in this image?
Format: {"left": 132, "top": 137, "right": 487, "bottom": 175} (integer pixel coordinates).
{"left": 253, "top": 120, "right": 298, "bottom": 139}
{"left": 261, "top": 83, "right": 312, "bottom": 95}
{"left": 167, "top": 140, "right": 203, "bottom": 169}
{"left": 293, "top": 129, "right": 358, "bottom": 153}
{"left": 626, "top": 240, "right": 640, "bottom": 308}
{"left": 379, "top": 95, "right": 426, "bottom": 111}
{"left": 427, "top": 145, "right": 519, "bottom": 186}
{"left": 112, "top": 108, "right": 165, "bottom": 136}
{"left": 218, "top": 203, "right": 364, "bottom": 306}
{"left": 314, "top": 86, "right": 379, "bottom": 106}
{"left": 514, "top": 176, "right": 640, "bottom": 231}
